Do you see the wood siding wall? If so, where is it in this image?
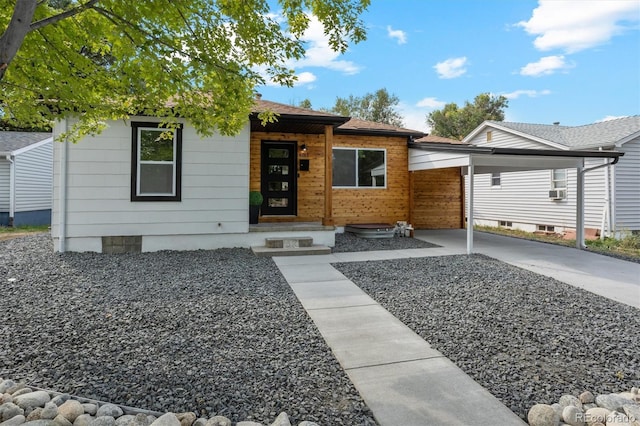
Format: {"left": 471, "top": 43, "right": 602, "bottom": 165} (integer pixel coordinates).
{"left": 411, "top": 168, "right": 463, "bottom": 229}
{"left": 250, "top": 132, "right": 413, "bottom": 226}
{"left": 250, "top": 131, "right": 326, "bottom": 222}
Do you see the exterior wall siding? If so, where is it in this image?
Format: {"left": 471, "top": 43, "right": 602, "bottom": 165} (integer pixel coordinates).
{"left": 250, "top": 131, "right": 326, "bottom": 223}
{"left": 615, "top": 138, "right": 640, "bottom": 231}
{"left": 14, "top": 141, "right": 53, "bottom": 213}
{"left": 469, "top": 128, "right": 554, "bottom": 149}
{"left": 411, "top": 168, "right": 463, "bottom": 229}
{"left": 250, "top": 132, "right": 411, "bottom": 226}
{"left": 53, "top": 117, "right": 250, "bottom": 250}
{"left": 466, "top": 162, "right": 605, "bottom": 231}
{"left": 332, "top": 134, "right": 409, "bottom": 226}
{"left": 0, "top": 160, "right": 9, "bottom": 212}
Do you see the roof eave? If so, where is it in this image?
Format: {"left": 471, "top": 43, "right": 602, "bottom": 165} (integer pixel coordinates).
{"left": 408, "top": 141, "right": 624, "bottom": 159}
{"left": 336, "top": 128, "right": 425, "bottom": 138}
{"left": 249, "top": 112, "right": 350, "bottom": 126}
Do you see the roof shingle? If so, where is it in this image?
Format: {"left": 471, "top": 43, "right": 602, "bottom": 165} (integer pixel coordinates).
{"left": 0, "top": 132, "right": 52, "bottom": 154}
{"left": 489, "top": 116, "right": 640, "bottom": 149}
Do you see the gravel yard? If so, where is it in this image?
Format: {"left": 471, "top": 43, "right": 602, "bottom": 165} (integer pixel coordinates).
{"left": 0, "top": 234, "right": 376, "bottom": 425}
{"left": 332, "top": 232, "right": 439, "bottom": 252}
{"left": 333, "top": 254, "right": 640, "bottom": 421}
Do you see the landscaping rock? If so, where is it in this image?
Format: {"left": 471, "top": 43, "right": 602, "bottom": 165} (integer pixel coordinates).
{"left": 52, "top": 414, "right": 72, "bottom": 426}
{"left": 174, "top": 413, "right": 195, "bottom": 426}
{"left": 580, "top": 392, "right": 595, "bottom": 404}
{"left": 585, "top": 407, "right": 611, "bottom": 425}
{"left": 14, "top": 394, "right": 51, "bottom": 411}
{"left": 269, "top": 413, "right": 290, "bottom": 426}
{"left": 1, "top": 403, "right": 25, "bottom": 422}
{"left": 0, "top": 414, "right": 26, "bottom": 426}
{"left": 562, "top": 405, "right": 585, "bottom": 426}
{"left": 88, "top": 416, "right": 114, "bottom": 426}
{"left": 528, "top": 404, "right": 560, "bottom": 426}
{"left": 95, "top": 406, "right": 121, "bottom": 419}
{"left": 39, "top": 403, "right": 58, "bottom": 420}
{"left": 72, "top": 414, "right": 91, "bottom": 426}
{"left": 149, "top": 414, "right": 179, "bottom": 426}
{"left": 596, "top": 394, "right": 636, "bottom": 412}
{"left": 203, "top": 417, "right": 230, "bottom": 426}
{"left": 57, "top": 401, "right": 83, "bottom": 423}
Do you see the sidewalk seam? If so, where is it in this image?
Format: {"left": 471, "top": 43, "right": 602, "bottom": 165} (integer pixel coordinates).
{"left": 344, "top": 354, "right": 448, "bottom": 371}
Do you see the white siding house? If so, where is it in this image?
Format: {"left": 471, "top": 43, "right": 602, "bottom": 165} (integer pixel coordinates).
{"left": 463, "top": 116, "right": 640, "bottom": 236}
{"left": 0, "top": 132, "right": 53, "bottom": 227}
{"left": 53, "top": 117, "right": 253, "bottom": 252}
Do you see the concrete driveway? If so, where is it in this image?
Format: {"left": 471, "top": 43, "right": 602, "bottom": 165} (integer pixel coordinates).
{"left": 415, "top": 229, "right": 640, "bottom": 309}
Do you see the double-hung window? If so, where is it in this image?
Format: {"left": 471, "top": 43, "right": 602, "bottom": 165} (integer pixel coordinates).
{"left": 131, "top": 122, "right": 182, "bottom": 201}
{"left": 332, "top": 148, "right": 386, "bottom": 188}
{"left": 491, "top": 172, "right": 501, "bottom": 187}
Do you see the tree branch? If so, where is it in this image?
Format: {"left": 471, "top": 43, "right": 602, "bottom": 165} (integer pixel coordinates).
{"left": 29, "top": 0, "right": 100, "bottom": 32}
{"left": 0, "top": 0, "right": 38, "bottom": 80}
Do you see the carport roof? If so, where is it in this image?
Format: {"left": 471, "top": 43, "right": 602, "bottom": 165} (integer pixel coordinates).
{"left": 408, "top": 141, "right": 623, "bottom": 174}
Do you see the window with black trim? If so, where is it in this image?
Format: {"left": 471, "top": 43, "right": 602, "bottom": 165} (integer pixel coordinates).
{"left": 332, "top": 148, "right": 386, "bottom": 188}
{"left": 131, "top": 122, "right": 182, "bottom": 201}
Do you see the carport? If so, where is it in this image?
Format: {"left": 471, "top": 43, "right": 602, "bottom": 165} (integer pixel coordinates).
{"left": 408, "top": 142, "right": 624, "bottom": 254}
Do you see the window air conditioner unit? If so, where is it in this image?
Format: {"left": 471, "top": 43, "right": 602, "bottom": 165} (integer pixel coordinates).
{"left": 549, "top": 189, "right": 566, "bottom": 200}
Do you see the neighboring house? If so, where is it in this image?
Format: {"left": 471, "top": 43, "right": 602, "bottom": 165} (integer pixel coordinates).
{"left": 462, "top": 116, "right": 640, "bottom": 237}
{"left": 0, "top": 132, "right": 53, "bottom": 227}
{"left": 52, "top": 100, "right": 469, "bottom": 252}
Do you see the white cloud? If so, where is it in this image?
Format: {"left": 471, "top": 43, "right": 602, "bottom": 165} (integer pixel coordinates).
{"left": 293, "top": 15, "right": 361, "bottom": 75}
{"left": 398, "top": 103, "right": 430, "bottom": 133}
{"left": 396, "top": 98, "right": 449, "bottom": 133}
{"left": 502, "top": 89, "right": 552, "bottom": 99}
{"left": 520, "top": 55, "right": 573, "bottom": 76}
{"left": 293, "top": 71, "right": 317, "bottom": 86}
{"left": 517, "top": 0, "right": 639, "bottom": 53}
{"left": 416, "top": 97, "right": 446, "bottom": 108}
{"left": 434, "top": 57, "right": 468, "bottom": 79}
{"left": 387, "top": 26, "right": 407, "bottom": 44}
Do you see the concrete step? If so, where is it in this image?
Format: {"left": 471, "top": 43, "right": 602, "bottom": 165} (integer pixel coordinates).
{"left": 265, "top": 236, "right": 313, "bottom": 248}
{"left": 251, "top": 245, "right": 331, "bottom": 257}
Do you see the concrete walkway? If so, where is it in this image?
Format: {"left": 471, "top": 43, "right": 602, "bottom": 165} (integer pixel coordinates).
{"left": 273, "top": 231, "right": 639, "bottom": 425}
{"left": 274, "top": 251, "right": 526, "bottom": 426}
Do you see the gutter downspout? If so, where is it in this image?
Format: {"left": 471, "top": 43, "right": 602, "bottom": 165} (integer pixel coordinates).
{"left": 7, "top": 154, "right": 15, "bottom": 227}
{"left": 600, "top": 148, "right": 611, "bottom": 239}
{"left": 577, "top": 156, "right": 620, "bottom": 249}
{"left": 58, "top": 119, "right": 69, "bottom": 252}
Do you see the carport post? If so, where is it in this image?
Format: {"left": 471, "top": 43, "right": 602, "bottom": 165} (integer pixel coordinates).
{"left": 467, "top": 161, "right": 474, "bottom": 255}
{"left": 576, "top": 163, "right": 585, "bottom": 249}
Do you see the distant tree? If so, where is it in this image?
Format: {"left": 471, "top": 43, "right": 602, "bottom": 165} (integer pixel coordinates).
{"left": 330, "top": 88, "right": 404, "bottom": 127}
{"left": 297, "top": 98, "right": 312, "bottom": 109}
{"left": 427, "top": 93, "right": 508, "bottom": 140}
{"left": 0, "top": 0, "right": 369, "bottom": 141}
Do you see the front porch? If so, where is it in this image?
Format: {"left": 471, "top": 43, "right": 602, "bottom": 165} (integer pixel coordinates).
{"left": 249, "top": 222, "right": 336, "bottom": 255}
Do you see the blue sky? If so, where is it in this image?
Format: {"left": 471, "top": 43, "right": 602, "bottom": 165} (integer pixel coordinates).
{"left": 257, "top": 0, "right": 640, "bottom": 132}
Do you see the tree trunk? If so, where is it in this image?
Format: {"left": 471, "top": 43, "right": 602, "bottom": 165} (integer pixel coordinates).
{"left": 0, "top": 0, "right": 38, "bottom": 81}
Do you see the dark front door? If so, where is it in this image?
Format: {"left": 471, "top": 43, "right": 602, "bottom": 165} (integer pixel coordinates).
{"left": 261, "top": 141, "right": 297, "bottom": 216}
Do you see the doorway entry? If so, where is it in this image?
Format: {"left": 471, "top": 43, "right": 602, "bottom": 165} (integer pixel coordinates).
{"left": 261, "top": 141, "right": 297, "bottom": 216}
